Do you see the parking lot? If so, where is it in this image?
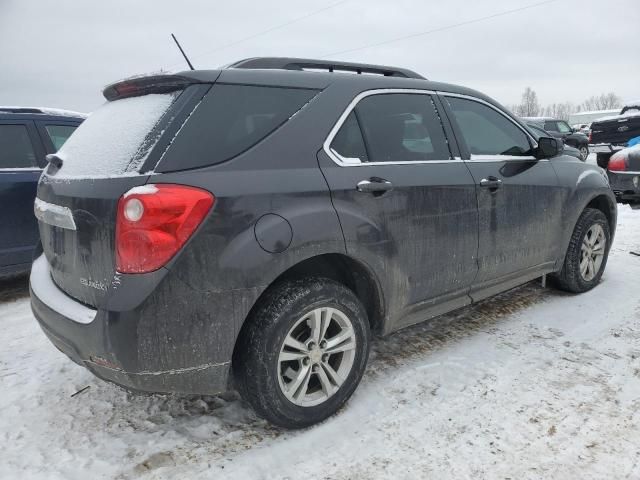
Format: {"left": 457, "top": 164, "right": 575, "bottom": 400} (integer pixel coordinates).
{"left": 2, "top": 197, "right": 639, "bottom": 479}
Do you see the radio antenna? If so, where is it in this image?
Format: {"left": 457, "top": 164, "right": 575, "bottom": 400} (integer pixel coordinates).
{"left": 171, "top": 33, "right": 195, "bottom": 71}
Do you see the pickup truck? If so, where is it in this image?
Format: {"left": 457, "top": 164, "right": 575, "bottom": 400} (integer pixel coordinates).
{"left": 590, "top": 101, "right": 640, "bottom": 167}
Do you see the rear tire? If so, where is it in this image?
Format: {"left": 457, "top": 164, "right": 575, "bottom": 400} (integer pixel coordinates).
{"left": 553, "top": 208, "right": 610, "bottom": 293}
{"left": 596, "top": 152, "right": 612, "bottom": 168}
{"left": 234, "top": 277, "right": 370, "bottom": 429}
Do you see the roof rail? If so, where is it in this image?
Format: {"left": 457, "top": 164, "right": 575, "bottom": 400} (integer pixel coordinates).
{"left": 228, "top": 57, "right": 426, "bottom": 80}
{"left": 0, "top": 107, "right": 44, "bottom": 114}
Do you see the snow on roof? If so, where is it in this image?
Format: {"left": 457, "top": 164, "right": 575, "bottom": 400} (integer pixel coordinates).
{"left": 0, "top": 106, "right": 87, "bottom": 118}
{"left": 624, "top": 100, "right": 640, "bottom": 109}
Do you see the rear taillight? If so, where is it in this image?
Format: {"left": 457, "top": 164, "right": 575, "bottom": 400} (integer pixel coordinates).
{"left": 607, "top": 152, "right": 627, "bottom": 172}
{"left": 116, "top": 184, "right": 214, "bottom": 274}
{"left": 588, "top": 131, "right": 592, "bottom": 143}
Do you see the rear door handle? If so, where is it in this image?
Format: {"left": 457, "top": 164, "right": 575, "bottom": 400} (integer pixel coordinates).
{"left": 357, "top": 178, "right": 394, "bottom": 194}
{"left": 479, "top": 177, "right": 503, "bottom": 190}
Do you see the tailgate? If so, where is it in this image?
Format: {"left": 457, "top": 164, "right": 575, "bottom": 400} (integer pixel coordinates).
{"left": 34, "top": 81, "right": 208, "bottom": 308}
{"left": 591, "top": 117, "right": 640, "bottom": 144}
{"left": 36, "top": 176, "right": 149, "bottom": 307}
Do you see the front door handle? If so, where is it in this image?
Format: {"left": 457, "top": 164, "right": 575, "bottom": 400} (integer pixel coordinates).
{"left": 357, "top": 178, "right": 394, "bottom": 194}
{"left": 479, "top": 177, "right": 503, "bottom": 190}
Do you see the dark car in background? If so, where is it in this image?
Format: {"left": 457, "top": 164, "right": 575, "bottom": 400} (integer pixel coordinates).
{"left": 0, "top": 107, "right": 84, "bottom": 278}
{"left": 30, "top": 58, "right": 616, "bottom": 428}
{"left": 525, "top": 122, "right": 584, "bottom": 161}
{"left": 606, "top": 144, "right": 640, "bottom": 207}
{"left": 522, "top": 116, "right": 590, "bottom": 160}
{"left": 590, "top": 101, "right": 640, "bottom": 168}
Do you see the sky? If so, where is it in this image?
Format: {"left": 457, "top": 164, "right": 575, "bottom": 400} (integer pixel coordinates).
{"left": 1, "top": 0, "right": 638, "bottom": 113}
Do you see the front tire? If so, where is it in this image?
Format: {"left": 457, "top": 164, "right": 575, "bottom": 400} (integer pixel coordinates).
{"left": 554, "top": 208, "right": 610, "bottom": 293}
{"left": 234, "top": 277, "right": 370, "bottom": 429}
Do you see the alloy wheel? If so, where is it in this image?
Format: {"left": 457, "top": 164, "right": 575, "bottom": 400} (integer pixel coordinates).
{"left": 580, "top": 224, "right": 606, "bottom": 281}
{"left": 277, "top": 307, "right": 356, "bottom": 407}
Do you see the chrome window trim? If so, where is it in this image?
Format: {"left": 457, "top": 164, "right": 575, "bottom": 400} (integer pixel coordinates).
{"left": 0, "top": 167, "right": 42, "bottom": 172}
{"left": 438, "top": 91, "right": 540, "bottom": 161}
{"left": 323, "top": 88, "right": 461, "bottom": 167}
{"left": 468, "top": 155, "right": 546, "bottom": 163}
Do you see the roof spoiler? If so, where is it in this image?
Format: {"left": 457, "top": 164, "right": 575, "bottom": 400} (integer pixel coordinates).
{"left": 228, "top": 57, "right": 426, "bottom": 80}
{"left": 103, "top": 74, "right": 199, "bottom": 101}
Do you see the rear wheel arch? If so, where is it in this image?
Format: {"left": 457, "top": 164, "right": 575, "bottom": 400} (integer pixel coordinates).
{"left": 231, "top": 253, "right": 385, "bottom": 368}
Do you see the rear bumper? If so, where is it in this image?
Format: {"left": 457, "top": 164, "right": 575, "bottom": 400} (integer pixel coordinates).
{"left": 590, "top": 143, "right": 625, "bottom": 154}
{"left": 29, "top": 255, "right": 232, "bottom": 395}
{"left": 607, "top": 170, "right": 640, "bottom": 205}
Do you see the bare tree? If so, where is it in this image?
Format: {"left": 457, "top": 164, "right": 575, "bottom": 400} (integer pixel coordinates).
{"left": 518, "top": 87, "right": 540, "bottom": 117}
{"left": 508, "top": 89, "right": 622, "bottom": 120}
{"left": 508, "top": 104, "right": 521, "bottom": 116}
{"left": 543, "top": 102, "right": 575, "bottom": 121}
{"left": 581, "top": 92, "right": 622, "bottom": 111}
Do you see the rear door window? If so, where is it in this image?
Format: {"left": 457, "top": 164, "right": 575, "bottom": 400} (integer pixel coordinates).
{"left": 44, "top": 125, "right": 77, "bottom": 151}
{"left": 330, "top": 111, "right": 369, "bottom": 163}
{"left": 0, "top": 124, "right": 37, "bottom": 169}
{"left": 445, "top": 97, "right": 533, "bottom": 157}
{"left": 544, "top": 121, "right": 559, "bottom": 132}
{"left": 348, "top": 93, "right": 451, "bottom": 162}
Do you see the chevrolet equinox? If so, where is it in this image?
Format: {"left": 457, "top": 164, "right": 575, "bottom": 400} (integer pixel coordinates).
{"left": 30, "top": 58, "right": 616, "bottom": 428}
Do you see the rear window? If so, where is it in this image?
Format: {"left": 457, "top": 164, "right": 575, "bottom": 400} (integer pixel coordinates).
{"left": 157, "top": 84, "right": 319, "bottom": 171}
{"left": 0, "top": 124, "right": 37, "bottom": 169}
{"left": 45, "top": 125, "right": 77, "bottom": 151}
{"left": 54, "top": 92, "right": 178, "bottom": 178}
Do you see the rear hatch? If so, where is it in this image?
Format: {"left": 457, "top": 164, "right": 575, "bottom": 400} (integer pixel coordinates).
{"left": 591, "top": 109, "right": 640, "bottom": 145}
{"left": 36, "top": 75, "right": 212, "bottom": 308}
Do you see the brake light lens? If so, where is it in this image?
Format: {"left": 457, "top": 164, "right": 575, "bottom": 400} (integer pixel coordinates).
{"left": 607, "top": 152, "right": 627, "bottom": 172}
{"left": 588, "top": 131, "right": 592, "bottom": 143}
{"left": 116, "top": 184, "right": 214, "bottom": 273}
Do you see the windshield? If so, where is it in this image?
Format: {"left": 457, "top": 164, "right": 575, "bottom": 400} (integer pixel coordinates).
{"left": 557, "top": 122, "right": 572, "bottom": 133}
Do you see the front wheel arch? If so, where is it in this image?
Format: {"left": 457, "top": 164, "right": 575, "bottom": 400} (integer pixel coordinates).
{"left": 553, "top": 208, "right": 611, "bottom": 293}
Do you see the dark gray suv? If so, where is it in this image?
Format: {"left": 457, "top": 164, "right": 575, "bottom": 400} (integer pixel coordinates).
{"left": 30, "top": 58, "right": 616, "bottom": 428}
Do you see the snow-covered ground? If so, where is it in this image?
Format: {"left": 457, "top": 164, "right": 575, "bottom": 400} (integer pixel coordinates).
{"left": 2, "top": 204, "right": 640, "bottom": 480}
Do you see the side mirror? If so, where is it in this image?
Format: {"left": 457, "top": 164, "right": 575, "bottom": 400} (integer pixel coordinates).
{"left": 536, "top": 136, "right": 561, "bottom": 159}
